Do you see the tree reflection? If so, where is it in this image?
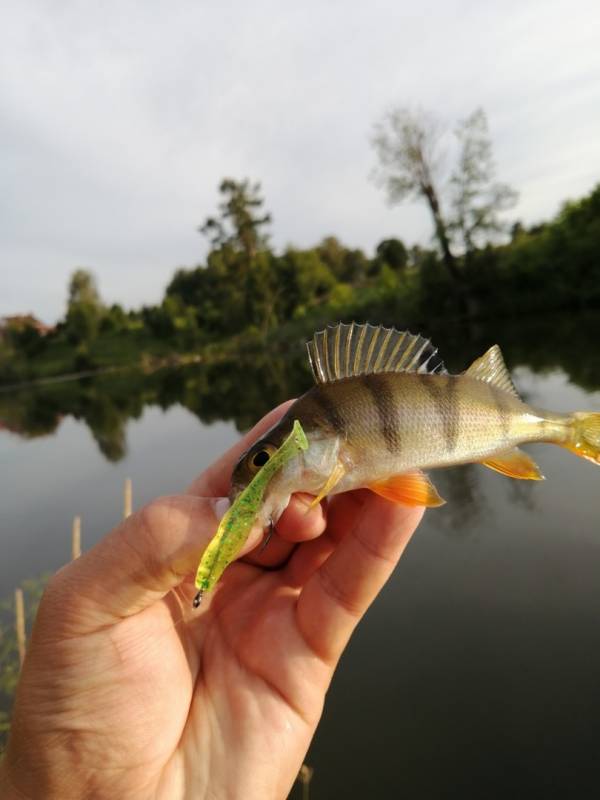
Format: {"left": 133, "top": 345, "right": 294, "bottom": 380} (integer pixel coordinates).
{"left": 0, "top": 312, "right": 599, "bottom": 463}
{"left": 506, "top": 474, "right": 538, "bottom": 512}
{"left": 434, "top": 464, "right": 487, "bottom": 535}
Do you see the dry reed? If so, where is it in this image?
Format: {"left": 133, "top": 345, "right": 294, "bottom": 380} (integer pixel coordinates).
{"left": 14, "top": 588, "right": 26, "bottom": 667}
{"left": 71, "top": 515, "right": 81, "bottom": 560}
{"left": 123, "top": 478, "right": 132, "bottom": 519}
{"left": 298, "top": 763, "right": 314, "bottom": 800}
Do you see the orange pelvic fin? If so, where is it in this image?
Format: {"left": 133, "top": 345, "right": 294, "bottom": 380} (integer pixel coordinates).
{"left": 481, "top": 447, "right": 544, "bottom": 480}
{"left": 368, "top": 471, "right": 446, "bottom": 507}
{"left": 307, "top": 462, "right": 346, "bottom": 509}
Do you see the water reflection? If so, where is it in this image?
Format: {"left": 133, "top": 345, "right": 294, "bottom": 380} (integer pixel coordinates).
{"left": 434, "top": 464, "right": 487, "bottom": 534}
{"left": 1, "top": 312, "right": 600, "bottom": 462}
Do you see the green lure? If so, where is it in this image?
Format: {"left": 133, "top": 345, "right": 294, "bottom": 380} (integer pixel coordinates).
{"left": 193, "top": 420, "right": 308, "bottom": 607}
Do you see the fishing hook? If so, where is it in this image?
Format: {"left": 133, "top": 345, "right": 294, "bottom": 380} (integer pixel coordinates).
{"left": 258, "top": 517, "right": 275, "bottom": 554}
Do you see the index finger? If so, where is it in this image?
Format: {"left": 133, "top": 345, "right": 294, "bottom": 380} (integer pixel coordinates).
{"left": 186, "top": 400, "right": 294, "bottom": 497}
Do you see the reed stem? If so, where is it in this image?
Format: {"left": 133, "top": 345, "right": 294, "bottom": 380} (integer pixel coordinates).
{"left": 123, "top": 478, "right": 132, "bottom": 519}
{"left": 298, "top": 764, "right": 314, "bottom": 800}
{"left": 14, "top": 588, "right": 26, "bottom": 668}
{"left": 71, "top": 515, "right": 81, "bottom": 560}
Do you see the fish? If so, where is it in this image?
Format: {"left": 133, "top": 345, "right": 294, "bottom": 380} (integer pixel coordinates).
{"left": 230, "top": 322, "right": 600, "bottom": 528}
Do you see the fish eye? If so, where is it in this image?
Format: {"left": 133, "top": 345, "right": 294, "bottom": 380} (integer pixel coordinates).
{"left": 252, "top": 450, "right": 271, "bottom": 468}
{"left": 249, "top": 444, "right": 276, "bottom": 471}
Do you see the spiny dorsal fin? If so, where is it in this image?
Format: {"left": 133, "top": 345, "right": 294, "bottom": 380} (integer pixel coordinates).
{"left": 306, "top": 323, "right": 446, "bottom": 384}
{"left": 465, "top": 345, "right": 519, "bottom": 397}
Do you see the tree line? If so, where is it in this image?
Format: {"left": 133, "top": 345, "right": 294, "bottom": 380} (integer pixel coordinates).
{"left": 1, "top": 106, "right": 599, "bottom": 384}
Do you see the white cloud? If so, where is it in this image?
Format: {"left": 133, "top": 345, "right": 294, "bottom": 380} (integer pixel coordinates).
{"left": 1, "top": 0, "right": 600, "bottom": 321}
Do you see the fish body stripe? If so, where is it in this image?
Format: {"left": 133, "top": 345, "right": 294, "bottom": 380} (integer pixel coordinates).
{"left": 417, "top": 374, "right": 460, "bottom": 453}
{"left": 310, "top": 385, "right": 347, "bottom": 436}
{"left": 362, "top": 373, "right": 401, "bottom": 454}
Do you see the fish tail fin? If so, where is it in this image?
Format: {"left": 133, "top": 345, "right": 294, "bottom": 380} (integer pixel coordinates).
{"left": 562, "top": 412, "right": 600, "bottom": 465}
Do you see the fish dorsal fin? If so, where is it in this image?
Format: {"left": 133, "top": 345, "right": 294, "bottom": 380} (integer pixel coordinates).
{"left": 306, "top": 323, "right": 446, "bottom": 384}
{"left": 464, "top": 345, "right": 519, "bottom": 397}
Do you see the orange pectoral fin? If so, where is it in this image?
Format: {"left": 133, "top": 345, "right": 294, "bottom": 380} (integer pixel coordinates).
{"left": 481, "top": 447, "right": 544, "bottom": 480}
{"left": 368, "top": 471, "right": 446, "bottom": 507}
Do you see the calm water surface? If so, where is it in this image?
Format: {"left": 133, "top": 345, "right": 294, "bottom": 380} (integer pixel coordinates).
{"left": 1, "top": 314, "right": 600, "bottom": 797}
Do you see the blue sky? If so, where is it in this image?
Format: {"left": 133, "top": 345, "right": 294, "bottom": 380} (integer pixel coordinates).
{"left": 2, "top": 0, "right": 600, "bottom": 322}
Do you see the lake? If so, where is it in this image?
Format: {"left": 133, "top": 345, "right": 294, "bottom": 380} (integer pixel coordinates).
{"left": 1, "top": 312, "right": 600, "bottom": 797}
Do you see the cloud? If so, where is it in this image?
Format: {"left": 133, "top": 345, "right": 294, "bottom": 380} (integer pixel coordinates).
{"left": 1, "top": 0, "right": 600, "bottom": 321}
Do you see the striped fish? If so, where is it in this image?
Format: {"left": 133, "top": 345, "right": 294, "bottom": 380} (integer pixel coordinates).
{"left": 231, "top": 323, "right": 600, "bottom": 521}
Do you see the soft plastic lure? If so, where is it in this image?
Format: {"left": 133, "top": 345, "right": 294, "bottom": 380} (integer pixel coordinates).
{"left": 193, "top": 419, "right": 308, "bottom": 607}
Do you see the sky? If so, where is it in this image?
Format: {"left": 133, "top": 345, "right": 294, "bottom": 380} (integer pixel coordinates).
{"left": 2, "top": 0, "right": 600, "bottom": 323}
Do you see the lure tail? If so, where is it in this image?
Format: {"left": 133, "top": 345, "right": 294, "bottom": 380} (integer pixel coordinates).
{"left": 562, "top": 412, "right": 600, "bottom": 465}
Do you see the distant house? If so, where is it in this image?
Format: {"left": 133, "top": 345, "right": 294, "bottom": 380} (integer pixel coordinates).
{"left": 0, "top": 314, "right": 54, "bottom": 338}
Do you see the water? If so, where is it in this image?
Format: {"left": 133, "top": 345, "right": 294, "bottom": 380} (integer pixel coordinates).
{"left": 1, "top": 313, "right": 600, "bottom": 797}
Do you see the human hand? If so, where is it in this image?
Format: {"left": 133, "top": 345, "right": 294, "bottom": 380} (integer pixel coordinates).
{"left": 0, "top": 402, "right": 423, "bottom": 800}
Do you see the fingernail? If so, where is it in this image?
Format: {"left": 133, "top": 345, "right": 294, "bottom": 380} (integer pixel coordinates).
{"left": 213, "top": 497, "right": 231, "bottom": 521}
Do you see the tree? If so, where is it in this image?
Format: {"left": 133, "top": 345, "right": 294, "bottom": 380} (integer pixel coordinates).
{"left": 371, "top": 108, "right": 459, "bottom": 282}
{"left": 275, "top": 249, "right": 336, "bottom": 317}
{"left": 2, "top": 317, "right": 45, "bottom": 358}
{"left": 99, "top": 304, "right": 128, "bottom": 334}
{"left": 371, "top": 106, "right": 517, "bottom": 282}
{"left": 316, "top": 237, "right": 368, "bottom": 283}
{"left": 448, "top": 109, "right": 518, "bottom": 256}
{"left": 199, "top": 179, "right": 271, "bottom": 262}
{"left": 64, "top": 269, "right": 103, "bottom": 345}
{"left": 68, "top": 269, "right": 102, "bottom": 308}
{"left": 141, "top": 303, "right": 177, "bottom": 339}
{"left": 376, "top": 238, "right": 408, "bottom": 271}
{"left": 199, "top": 179, "right": 275, "bottom": 330}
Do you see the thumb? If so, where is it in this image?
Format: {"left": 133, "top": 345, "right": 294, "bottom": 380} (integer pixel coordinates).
{"left": 44, "top": 495, "right": 258, "bottom": 630}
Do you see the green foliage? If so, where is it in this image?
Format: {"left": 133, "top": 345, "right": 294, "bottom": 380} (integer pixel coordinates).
{"left": 99, "top": 304, "right": 128, "bottom": 334}
{"left": 199, "top": 178, "right": 271, "bottom": 261}
{"left": 64, "top": 269, "right": 104, "bottom": 347}
{"left": 68, "top": 269, "right": 102, "bottom": 307}
{"left": 2, "top": 177, "right": 600, "bottom": 389}
{"left": 65, "top": 302, "right": 101, "bottom": 345}
{"left": 2, "top": 319, "right": 46, "bottom": 359}
{"left": 317, "top": 237, "right": 368, "bottom": 283}
{"left": 460, "top": 184, "right": 600, "bottom": 317}
{"left": 275, "top": 248, "right": 336, "bottom": 317}
{"left": 375, "top": 238, "right": 408, "bottom": 272}
{"left": 141, "top": 303, "right": 177, "bottom": 339}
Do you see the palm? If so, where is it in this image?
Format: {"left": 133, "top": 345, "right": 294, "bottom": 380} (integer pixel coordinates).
{"left": 178, "top": 567, "right": 328, "bottom": 797}
{"left": 86, "top": 564, "right": 326, "bottom": 798}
